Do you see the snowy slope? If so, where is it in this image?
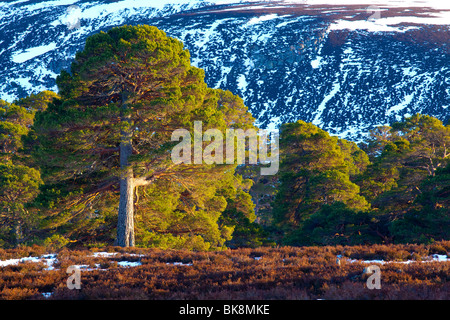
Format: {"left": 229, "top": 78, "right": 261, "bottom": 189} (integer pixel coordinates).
{"left": 0, "top": 0, "right": 449, "bottom": 141}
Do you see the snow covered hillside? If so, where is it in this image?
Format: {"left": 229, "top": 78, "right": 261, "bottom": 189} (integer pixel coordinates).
{"left": 0, "top": 0, "right": 449, "bottom": 140}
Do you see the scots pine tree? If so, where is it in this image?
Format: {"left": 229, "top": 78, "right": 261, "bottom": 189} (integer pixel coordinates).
{"left": 33, "top": 25, "right": 255, "bottom": 248}
{"left": 359, "top": 114, "right": 450, "bottom": 212}
{"left": 0, "top": 99, "right": 46, "bottom": 247}
{"left": 272, "top": 121, "right": 369, "bottom": 233}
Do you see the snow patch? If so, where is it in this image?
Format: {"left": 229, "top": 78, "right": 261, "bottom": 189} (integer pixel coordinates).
{"left": 402, "top": 67, "right": 418, "bottom": 77}
{"left": 0, "top": 254, "right": 57, "bottom": 270}
{"left": 266, "top": 116, "right": 281, "bottom": 131}
{"left": 0, "top": 252, "right": 144, "bottom": 271}
{"left": 329, "top": 19, "right": 417, "bottom": 33}
{"left": 348, "top": 254, "right": 450, "bottom": 264}
{"left": 237, "top": 74, "right": 247, "bottom": 93}
{"left": 118, "top": 261, "right": 142, "bottom": 267}
{"left": 311, "top": 56, "right": 322, "bottom": 69}
{"left": 246, "top": 14, "right": 279, "bottom": 26}
{"left": 11, "top": 43, "right": 57, "bottom": 63}
{"left": 386, "top": 92, "right": 414, "bottom": 116}
{"left": 91, "top": 252, "right": 118, "bottom": 258}
{"left": 166, "top": 262, "right": 193, "bottom": 266}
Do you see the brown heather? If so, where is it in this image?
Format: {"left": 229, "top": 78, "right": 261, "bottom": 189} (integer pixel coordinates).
{"left": 0, "top": 242, "right": 449, "bottom": 300}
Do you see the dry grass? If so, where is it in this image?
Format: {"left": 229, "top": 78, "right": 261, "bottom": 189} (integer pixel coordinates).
{"left": 0, "top": 242, "right": 449, "bottom": 300}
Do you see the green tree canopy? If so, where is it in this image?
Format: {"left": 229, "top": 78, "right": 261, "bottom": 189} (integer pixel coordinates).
{"left": 359, "top": 114, "right": 450, "bottom": 212}
{"left": 272, "top": 121, "right": 370, "bottom": 240}
{"left": 33, "top": 25, "right": 255, "bottom": 249}
{"left": 0, "top": 96, "right": 55, "bottom": 247}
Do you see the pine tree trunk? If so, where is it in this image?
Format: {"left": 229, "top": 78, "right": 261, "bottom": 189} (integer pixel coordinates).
{"left": 117, "top": 166, "right": 135, "bottom": 247}
{"left": 12, "top": 219, "right": 22, "bottom": 248}
{"left": 117, "top": 92, "right": 135, "bottom": 247}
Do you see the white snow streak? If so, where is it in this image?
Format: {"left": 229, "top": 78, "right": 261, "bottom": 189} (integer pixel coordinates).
{"left": 11, "top": 43, "right": 57, "bottom": 63}
{"left": 312, "top": 78, "right": 341, "bottom": 126}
